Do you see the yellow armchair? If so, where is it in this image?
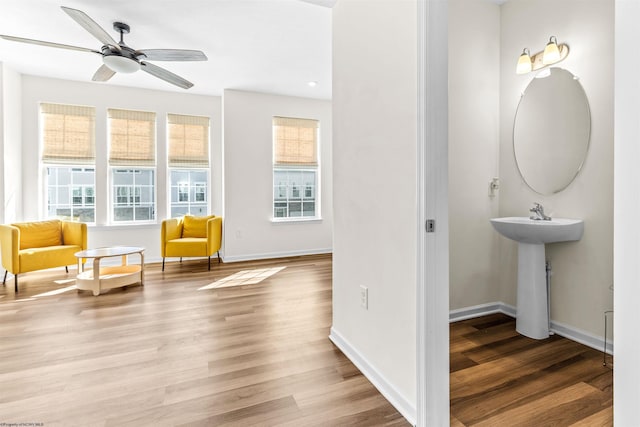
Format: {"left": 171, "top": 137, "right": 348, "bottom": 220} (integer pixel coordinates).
{"left": 161, "top": 215, "right": 222, "bottom": 271}
{"left": 0, "top": 219, "right": 87, "bottom": 292}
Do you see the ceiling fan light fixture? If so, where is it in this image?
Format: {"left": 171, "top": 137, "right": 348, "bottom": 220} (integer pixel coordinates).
{"left": 103, "top": 55, "right": 139, "bottom": 73}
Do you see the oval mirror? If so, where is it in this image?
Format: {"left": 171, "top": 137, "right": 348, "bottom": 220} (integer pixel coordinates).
{"left": 513, "top": 67, "right": 591, "bottom": 195}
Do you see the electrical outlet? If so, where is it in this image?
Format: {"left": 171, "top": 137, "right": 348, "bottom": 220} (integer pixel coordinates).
{"left": 360, "top": 285, "right": 368, "bottom": 309}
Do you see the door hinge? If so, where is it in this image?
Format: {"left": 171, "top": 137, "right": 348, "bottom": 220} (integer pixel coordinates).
{"left": 426, "top": 219, "right": 435, "bottom": 233}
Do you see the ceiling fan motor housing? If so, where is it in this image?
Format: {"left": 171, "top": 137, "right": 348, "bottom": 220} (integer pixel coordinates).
{"left": 101, "top": 44, "right": 140, "bottom": 73}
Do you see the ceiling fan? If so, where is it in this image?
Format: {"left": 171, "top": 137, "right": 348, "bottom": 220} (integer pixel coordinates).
{"left": 0, "top": 6, "right": 207, "bottom": 89}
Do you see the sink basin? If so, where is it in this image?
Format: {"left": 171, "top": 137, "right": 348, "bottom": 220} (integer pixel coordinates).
{"left": 490, "top": 217, "right": 584, "bottom": 244}
{"left": 490, "top": 216, "right": 584, "bottom": 340}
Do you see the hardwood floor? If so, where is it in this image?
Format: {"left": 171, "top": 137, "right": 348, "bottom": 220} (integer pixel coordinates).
{"left": 450, "top": 313, "right": 613, "bottom": 426}
{"left": 0, "top": 256, "right": 614, "bottom": 426}
{"left": 0, "top": 254, "right": 407, "bottom": 427}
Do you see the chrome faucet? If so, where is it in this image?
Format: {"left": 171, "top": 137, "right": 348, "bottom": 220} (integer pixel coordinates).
{"left": 529, "top": 202, "right": 551, "bottom": 221}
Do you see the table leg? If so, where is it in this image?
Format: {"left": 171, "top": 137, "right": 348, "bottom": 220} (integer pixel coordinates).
{"left": 140, "top": 251, "right": 145, "bottom": 285}
{"left": 92, "top": 257, "right": 101, "bottom": 296}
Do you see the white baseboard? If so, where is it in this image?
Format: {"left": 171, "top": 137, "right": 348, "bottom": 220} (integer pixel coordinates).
{"left": 449, "top": 301, "right": 613, "bottom": 355}
{"left": 449, "top": 302, "right": 515, "bottom": 322}
{"left": 328, "top": 327, "right": 416, "bottom": 426}
{"left": 222, "top": 248, "right": 332, "bottom": 263}
{"left": 137, "top": 249, "right": 332, "bottom": 266}
{"left": 550, "top": 319, "right": 613, "bottom": 355}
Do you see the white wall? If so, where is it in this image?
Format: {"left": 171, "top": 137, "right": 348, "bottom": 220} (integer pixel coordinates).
{"left": 448, "top": 0, "right": 501, "bottom": 311}
{"left": 20, "top": 75, "right": 222, "bottom": 262}
{"left": 331, "top": 0, "right": 417, "bottom": 421}
{"left": 498, "top": 0, "right": 614, "bottom": 338}
{"left": 614, "top": 0, "right": 640, "bottom": 423}
{"left": 222, "top": 89, "right": 332, "bottom": 261}
{"left": 1, "top": 64, "right": 22, "bottom": 224}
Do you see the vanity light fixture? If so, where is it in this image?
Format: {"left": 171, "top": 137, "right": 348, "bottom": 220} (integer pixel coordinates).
{"left": 516, "top": 36, "right": 569, "bottom": 75}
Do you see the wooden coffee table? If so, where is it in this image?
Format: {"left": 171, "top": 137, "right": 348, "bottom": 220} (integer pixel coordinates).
{"left": 75, "top": 246, "right": 145, "bottom": 296}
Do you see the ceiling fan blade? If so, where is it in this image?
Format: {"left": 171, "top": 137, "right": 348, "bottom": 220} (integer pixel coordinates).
{"left": 140, "top": 61, "right": 193, "bottom": 89}
{"left": 61, "top": 6, "right": 121, "bottom": 51}
{"left": 0, "top": 34, "right": 100, "bottom": 53}
{"left": 136, "top": 49, "right": 208, "bottom": 62}
{"left": 92, "top": 64, "right": 116, "bottom": 82}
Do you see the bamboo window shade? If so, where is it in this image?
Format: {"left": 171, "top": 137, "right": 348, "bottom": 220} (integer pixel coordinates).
{"left": 41, "top": 103, "right": 96, "bottom": 164}
{"left": 273, "top": 117, "right": 318, "bottom": 166}
{"left": 167, "top": 114, "right": 210, "bottom": 168}
{"left": 108, "top": 109, "right": 156, "bottom": 166}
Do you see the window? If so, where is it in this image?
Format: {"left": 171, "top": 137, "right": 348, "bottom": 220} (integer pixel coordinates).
{"left": 46, "top": 167, "right": 96, "bottom": 222}
{"left": 167, "top": 113, "right": 210, "bottom": 217}
{"left": 108, "top": 109, "right": 156, "bottom": 222}
{"left": 169, "top": 170, "right": 208, "bottom": 217}
{"left": 112, "top": 169, "right": 155, "bottom": 221}
{"left": 41, "top": 103, "right": 96, "bottom": 222}
{"left": 273, "top": 116, "right": 319, "bottom": 219}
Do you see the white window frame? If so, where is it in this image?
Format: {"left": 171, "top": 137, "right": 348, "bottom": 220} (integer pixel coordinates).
{"left": 272, "top": 117, "right": 321, "bottom": 222}
{"left": 168, "top": 168, "right": 209, "bottom": 217}
{"left": 45, "top": 166, "right": 97, "bottom": 223}
{"left": 110, "top": 167, "right": 157, "bottom": 224}
{"left": 273, "top": 167, "right": 319, "bottom": 220}
{"left": 107, "top": 108, "right": 157, "bottom": 224}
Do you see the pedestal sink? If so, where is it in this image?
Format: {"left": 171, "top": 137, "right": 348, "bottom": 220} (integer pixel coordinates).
{"left": 490, "top": 217, "right": 584, "bottom": 339}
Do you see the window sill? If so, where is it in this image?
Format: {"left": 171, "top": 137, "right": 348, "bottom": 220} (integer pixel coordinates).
{"left": 88, "top": 223, "right": 160, "bottom": 231}
{"left": 271, "top": 217, "right": 323, "bottom": 224}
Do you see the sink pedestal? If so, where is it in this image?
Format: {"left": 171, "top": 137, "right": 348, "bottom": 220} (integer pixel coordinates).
{"left": 490, "top": 216, "right": 584, "bottom": 341}
{"left": 516, "top": 243, "right": 549, "bottom": 339}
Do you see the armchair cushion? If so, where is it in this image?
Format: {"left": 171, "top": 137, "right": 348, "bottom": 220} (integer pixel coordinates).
{"left": 19, "top": 245, "right": 82, "bottom": 272}
{"left": 13, "top": 220, "right": 62, "bottom": 250}
{"left": 182, "top": 215, "right": 215, "bottom": 238}
{"left": 165, "top": 238, "right": 208, "bottom": 257}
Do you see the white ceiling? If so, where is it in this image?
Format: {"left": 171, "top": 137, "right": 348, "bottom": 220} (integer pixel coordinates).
{"left": 0, "top": 0, "right": 332, "bottom": 99}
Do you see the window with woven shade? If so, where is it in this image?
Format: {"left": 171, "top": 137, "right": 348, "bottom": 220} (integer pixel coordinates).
{"left": 108, "top": 108, "right": 156, "bottom": 222}
{"left": 41, "top": 103, "right": 96, "bottom": 223}
{"left": 167, "top": 113, "right": 210, "bottom": 217}
{"left": 272, "top": 116, "right": 320, "bottom": 220}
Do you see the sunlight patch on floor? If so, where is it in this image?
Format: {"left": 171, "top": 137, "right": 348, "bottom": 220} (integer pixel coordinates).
{"left": 199, "top": 266, "right": 287, "bottom": 290}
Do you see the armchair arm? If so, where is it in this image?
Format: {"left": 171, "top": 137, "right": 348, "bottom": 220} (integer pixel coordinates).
{"left": 0, "top": 224, "right": 20, "bottom": 274}
{"left": 161, "top": 218, "right": 183, "bottom": 257}
{"left": 206, "top": 216, "right": 223, "bottom": 255}
{"left": 61, "top": 221, "right": 87, "bottom": 249}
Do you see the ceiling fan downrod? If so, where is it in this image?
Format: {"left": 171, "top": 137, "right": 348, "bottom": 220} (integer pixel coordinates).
{"left": 113, "top": 22, "right": 130, "bottom": 46}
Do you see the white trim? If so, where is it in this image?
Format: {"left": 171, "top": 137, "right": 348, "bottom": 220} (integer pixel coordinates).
{"left": 329, "top": 327, "right": 416, "bottom": 426}
{"left": 416, "top": 0, "right": 450, "bottom": 426}
{"left": 449, "top": 302, "right": 613, "bottom": 354}
{"left": 551, "top": 319, "right": 613, "bottom": 355}
{"left": 270, "top": 217, "right": 323, "bottom": 224}
{"left": 449, "top": 302, "right": 515, "bottom": 322}
{"left": 221, "top": 248, "right": 331, "bottom": 263}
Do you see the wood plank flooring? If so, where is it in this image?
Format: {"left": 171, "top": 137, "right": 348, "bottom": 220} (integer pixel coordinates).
{"left": 0, "top": 254, "right": 407, "bottom": 427}
{"left": 450, "top": 313, "right": 613, "bottom": 426}
{"left": 0, "top": 256, "right": 614, "bottom": 426}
